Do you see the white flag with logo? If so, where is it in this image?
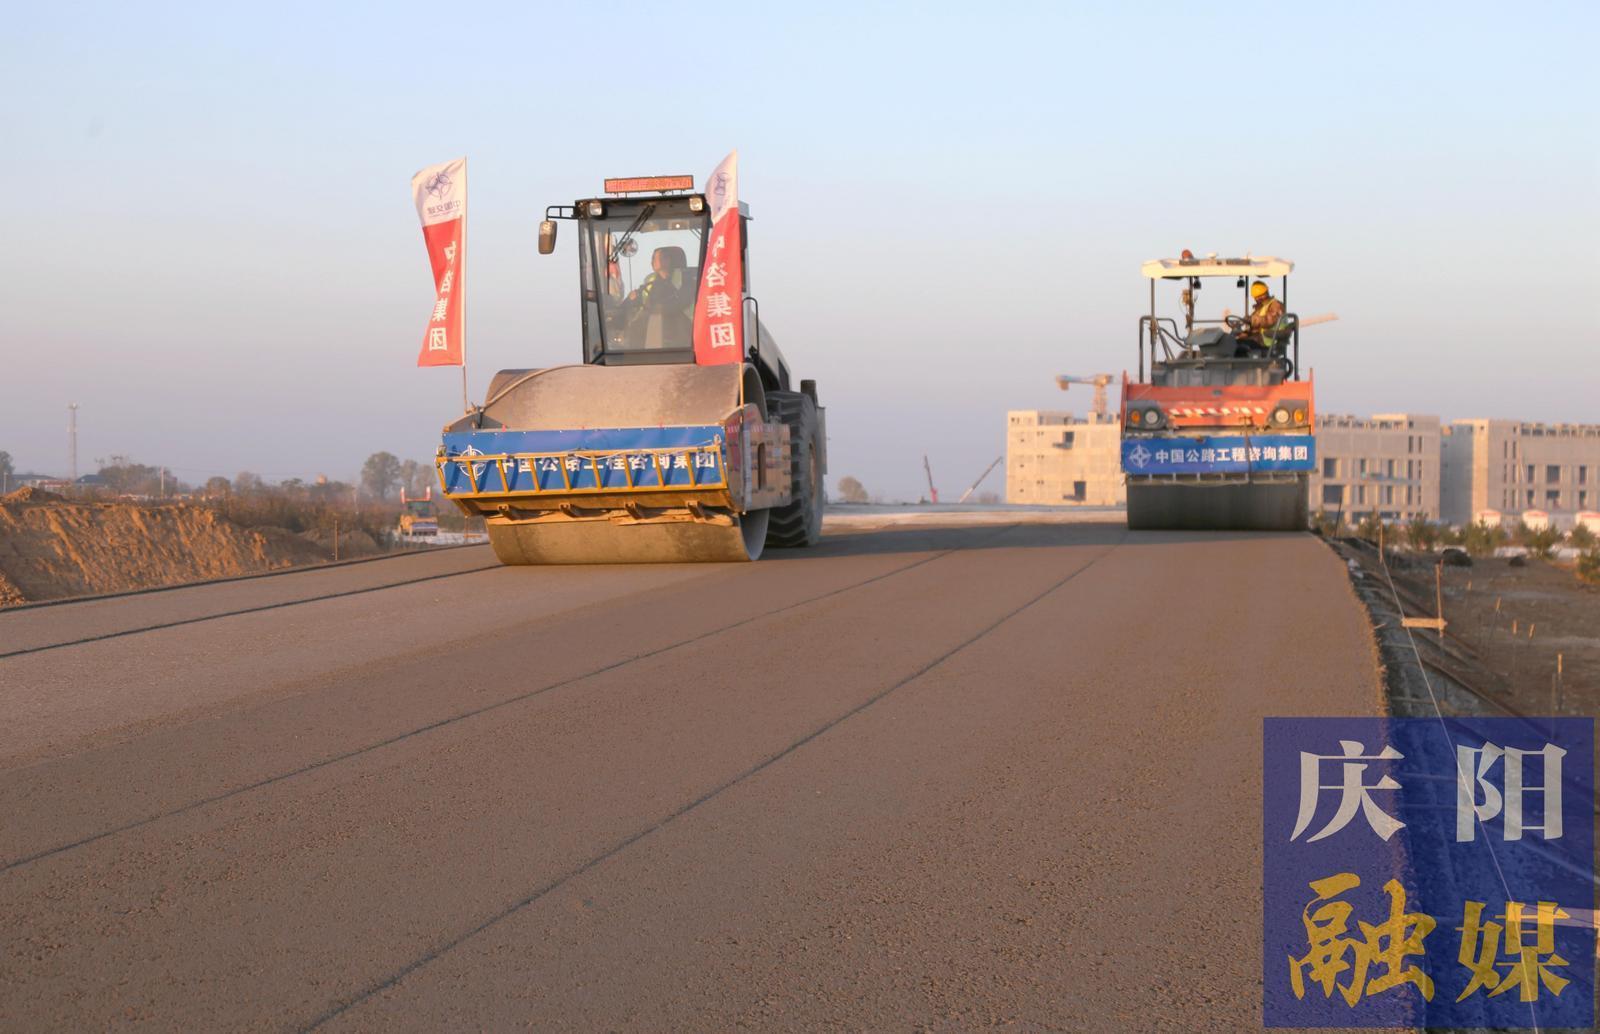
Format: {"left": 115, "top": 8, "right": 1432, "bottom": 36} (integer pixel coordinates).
{"left": 412, "top": 157, "right": 467, "bottom": 367}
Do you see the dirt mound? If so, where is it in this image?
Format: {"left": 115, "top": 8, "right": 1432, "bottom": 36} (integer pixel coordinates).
{"left": 2, "top": 486, "right": 65, "bottom": 504}
{"left": 0, "top": 570, "right": 24, "bottom": 607}
{"left": 0, "top": 498, "right": 332, "bottom": 606}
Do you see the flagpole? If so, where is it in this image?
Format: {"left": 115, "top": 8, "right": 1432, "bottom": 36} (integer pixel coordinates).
{"left": 460, "top": 157, "right": 470, "bottom": 413}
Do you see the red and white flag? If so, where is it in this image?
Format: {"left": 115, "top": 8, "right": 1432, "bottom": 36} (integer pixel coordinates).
{"left": 692, "top": 150, "right": 743, "bottom": 366}
{"left": 412, "top": 157, "right": 467, "bottom": 367}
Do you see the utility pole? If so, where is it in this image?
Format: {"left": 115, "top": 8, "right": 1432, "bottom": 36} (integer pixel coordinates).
{"left": 68, "top": 403, "right": 79, "bottom": 482}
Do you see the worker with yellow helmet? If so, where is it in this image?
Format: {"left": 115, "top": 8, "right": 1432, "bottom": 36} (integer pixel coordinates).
{"left": 1238, "top": 279, "right": 1287, "bottom": 351}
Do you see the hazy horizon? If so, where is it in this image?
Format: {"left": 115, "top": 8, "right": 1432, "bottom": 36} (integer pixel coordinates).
{"left": 4, "top": 2, "right": 1596, "bottom": 501}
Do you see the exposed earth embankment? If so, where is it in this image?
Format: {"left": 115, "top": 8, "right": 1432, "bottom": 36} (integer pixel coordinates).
{"left": 0, "top": 488, "right": 347, "bottom": 605}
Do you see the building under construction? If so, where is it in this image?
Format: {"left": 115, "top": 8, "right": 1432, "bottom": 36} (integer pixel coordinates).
{"left": 1005, "top": 411, "right": 1125, "bottom": 506}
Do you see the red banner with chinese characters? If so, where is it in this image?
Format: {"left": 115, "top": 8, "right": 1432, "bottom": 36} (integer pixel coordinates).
{"left": 692, "top": 150, "right": 743, "bottom": 365}
{"left": 412, "top": 157, "right": 466, "bottom": 367}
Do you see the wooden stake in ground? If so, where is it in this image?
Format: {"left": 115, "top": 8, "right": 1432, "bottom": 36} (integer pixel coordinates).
{"left": 1404, "top": 564, "right": 1449, "bottom": 637}
{"left": 1435, "top": 564, "right": 1445, "bottom": 648}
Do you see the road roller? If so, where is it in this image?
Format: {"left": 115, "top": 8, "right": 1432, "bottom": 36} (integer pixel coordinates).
{"left": 435, "top": 172, "right": 825, "bottom": 564}
{"left": 1120, "top": 253, "right": 1333, "bottom": 531}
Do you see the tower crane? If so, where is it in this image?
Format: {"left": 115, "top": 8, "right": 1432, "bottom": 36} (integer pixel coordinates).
{"left": 1055, "top": 374, "right": 1115, "bottom": 420}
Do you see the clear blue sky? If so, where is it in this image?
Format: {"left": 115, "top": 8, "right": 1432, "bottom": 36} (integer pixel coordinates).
{"left": 3, "top": 1, "right": 1596, "bottom": 499}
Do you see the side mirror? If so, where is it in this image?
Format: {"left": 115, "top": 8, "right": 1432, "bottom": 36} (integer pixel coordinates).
{"left": 538, "top": 219, "right": 558, "bottom": 255}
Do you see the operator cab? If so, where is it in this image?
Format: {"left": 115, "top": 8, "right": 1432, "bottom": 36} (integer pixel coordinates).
{"left": 537, "top": 175, "right": 754, "bottom": 367}
{"left": 580, "top": 196, "right": 706, "bottom": 361}
{"left": 1139, "top": 254, "right": 1299, "bottom": 388}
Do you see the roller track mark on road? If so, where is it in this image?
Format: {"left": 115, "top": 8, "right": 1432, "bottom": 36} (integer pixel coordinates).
{"left": 299, "top": 533, "right": 1124, "bottom": 1032}
{"left": 0, "top": 564, "right": 505, "bottom": 660}
{"left": 0, "top": 528, "right": 1022, "bottom": 877}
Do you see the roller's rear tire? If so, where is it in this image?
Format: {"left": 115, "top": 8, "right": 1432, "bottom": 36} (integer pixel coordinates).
{"left": 765, "top": 391, "right": 823, "bottom": 548}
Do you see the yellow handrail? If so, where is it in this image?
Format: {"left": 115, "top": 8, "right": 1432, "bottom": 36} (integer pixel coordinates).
{"left": 436, "top": 444, "right": 729, "bottom": 500}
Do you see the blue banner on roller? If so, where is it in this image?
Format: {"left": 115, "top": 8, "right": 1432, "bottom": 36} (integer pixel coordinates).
{"left": 1121, "top": 434, "right": 1315, "bottom": 475}
{"left": 440, "top": 426, "right": 725, "bottom": 495}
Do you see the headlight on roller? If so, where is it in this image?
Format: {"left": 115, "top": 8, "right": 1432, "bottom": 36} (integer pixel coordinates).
{"left": 1126, "top": 406, "right": 1164, "bottom": 430}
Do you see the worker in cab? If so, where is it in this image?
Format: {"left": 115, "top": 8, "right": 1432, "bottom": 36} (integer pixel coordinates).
{"left": 1238, "top": 280, "right": 1287, "bottom": 351}
{"left": 619, "top": 246, "right": 691, "bottom": 348}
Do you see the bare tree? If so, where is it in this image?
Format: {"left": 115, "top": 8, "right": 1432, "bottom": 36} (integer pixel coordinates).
{"left": 360, "top": 452, "right": 402, "bottom": 500}
{"left": 97, "top": 457, "right": 163, "bottom": 495}
{"left": 235, "top": 471, "right": 265, "bottom": 494}
{"left": 310, "top": 478, "right": 353, "bottom": 504}
{"left": 399, "top": 459, "right": 433, "bottom": 499}
{"left": 837, "top": 476, "right": 869, "bottom": 504}
{"left": 203, "top": 476, "right": 232, "bottom": 497}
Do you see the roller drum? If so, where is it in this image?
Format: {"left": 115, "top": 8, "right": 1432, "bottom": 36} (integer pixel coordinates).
{"left": 1126, "top": 479, "right": 1309, "bottom": 532}
{"left": 460, "top": 362, "right": 774, "bottom": 564}
{"left": 487, "top": 510, "right": 769, "bottom": 564}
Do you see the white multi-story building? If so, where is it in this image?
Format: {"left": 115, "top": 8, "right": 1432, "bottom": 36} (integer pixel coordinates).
{"left": 1308, "top": 413, "right": 1442, "bottom": 521}
{"left": 1440, "top": 420, "right": 1600, "bottom": 526}
{"left": 1003, "top": 406, "right": 1598, "bottom": 526}
{"left": 1005, "top": 411, "right": 1125, "bottom": 506}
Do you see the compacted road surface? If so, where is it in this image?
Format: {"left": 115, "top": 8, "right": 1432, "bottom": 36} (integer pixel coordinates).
{"left": 0, "top": 518, "right": 1386, "bottom": 1030}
